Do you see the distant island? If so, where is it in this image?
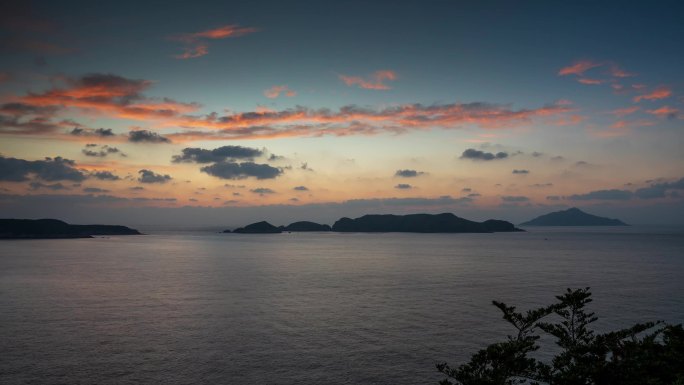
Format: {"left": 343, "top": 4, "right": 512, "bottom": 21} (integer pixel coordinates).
{"left": 520, "top": 207, "right": 628, "bottom": 226}
{"left": 224, "top": 213, "right": 523, "bottom": 234}
{"left": 0, "top": 218, "right": 142, "bottom": 239}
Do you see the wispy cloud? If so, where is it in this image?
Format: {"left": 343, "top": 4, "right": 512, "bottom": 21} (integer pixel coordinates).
{"left": 170, "top": 24, "right": 258, "bottom": 59}
{"left": 558, "top": 60, "right": 602, "bottom": 76}
{"left": 264, "top": 85, "right": 296, "bottom": 98}
{"left": 339, "top": 70, "right": 397, "bottom": 90}
{"left": 633, "top": 86, "right": 673, "bottom": 102}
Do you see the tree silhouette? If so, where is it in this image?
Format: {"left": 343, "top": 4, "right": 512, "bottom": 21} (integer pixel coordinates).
{"left": 437, "top": 288, "right": 684, "bottom": 385}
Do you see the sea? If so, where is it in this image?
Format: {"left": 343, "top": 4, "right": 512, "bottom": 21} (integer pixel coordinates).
{"left": 1, "top": 226, "right": 683, "bottom": 384}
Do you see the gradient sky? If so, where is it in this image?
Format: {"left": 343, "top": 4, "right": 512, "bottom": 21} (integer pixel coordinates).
{"left": 1, "top": 0, "right": 683, "bottom": 226}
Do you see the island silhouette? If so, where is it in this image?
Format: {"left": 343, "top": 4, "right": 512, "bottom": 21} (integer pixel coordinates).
{"left": 0, "top": 219, "right": 142, "bottom": 239}
{"left": 224, "top": 213, "right": 524, "bottom": 234}
{"left": 520, "top": 207, "right": 628, "bottom": 226}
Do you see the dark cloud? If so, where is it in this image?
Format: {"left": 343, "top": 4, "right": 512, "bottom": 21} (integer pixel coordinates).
{"left": 394, "top": 183, "right": 413, "bottom": 189}
{"left": 90, "top": 171, "right": 120, "bottom": 181}
{"left": 268, "top": 154, "right": 285, "bottom": 161}
{"left": 138, "top": 169, "right": 172, "bottom": 184}
{"left": 512, "top": 169, "right": 530, "bottom": 174}
{"left": 460, "top": 148, "right": 508, "bottom": 161}
{"left": 200, "top": 162, "right": 282, "bottom": 180}
{"left": 394, "top": 169, "right": 425, "bottom": 178}
{"left": 634, "top": 177, "right": 684, "bottom": 199}
{"left": 566, "top": 189, "right": 633, "bottom": 201}
{"left": 546, "top": 195, "right": 562, "bottom": 201}
{"left": 293, "top": 186, "right": 309, "bottom": 191}
{"left": 128, "top": 130, "right": 170, "bottom": 143}
{"left": 462, "top": 188, "right": 472, "bottom": 192}
{"left": 251, "top": 188, "right": 276, "bottom": 195}
{"left": 29, "top": 181, "right": 69, "bottom": 191}
{"left": 83, "top": 187, "right": 110, "bottom": 193}
{"left": 172, "top": 145, "right": 262, "bottom": 163}
{"left": 501, "top": 195, "right": 530, "bottom": 202}
{"left": 129, "top": 186, "right": 145, "bottom": 191}
{"left": 530, "top": 183, "right": 553, "bottom": 188}
{"left": 82, "top": 145, "right": 124, "bottom": 157}
{"left": 70, "top": 127, "right": 115, "bottom": 137}
{"left": 531, "top": 152, "right": 544, "bottom": 157}
{"left": 0, "top": 155, "right": 86, "bottom": 181}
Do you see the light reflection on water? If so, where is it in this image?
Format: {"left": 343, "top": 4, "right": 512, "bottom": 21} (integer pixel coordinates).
{"left": 1, "top": 227, "right": 683, "bottom": 384}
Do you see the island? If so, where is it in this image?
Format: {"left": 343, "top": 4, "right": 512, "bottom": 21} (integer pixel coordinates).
{"left": 230, "top": 221, "right": 282, "bottom": 234}
{"left": 279, "top": 221, "right": 332, "bottom": 232}
{"left": 331, "top": 213, "right": 523, "bottom": 233}
{"left": 0, "top": 218, "right": 142, "bottom": 239}
{"left": 519, "top": 207, "right": 628, "bottom": 226}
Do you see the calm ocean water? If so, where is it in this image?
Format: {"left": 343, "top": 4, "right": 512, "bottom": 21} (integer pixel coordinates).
{"left": 1, "top": 226, "right": 683, "bottom": 384}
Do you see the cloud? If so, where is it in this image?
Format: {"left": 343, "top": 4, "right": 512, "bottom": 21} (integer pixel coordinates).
{"left": 460, "top": 148, "right": 508, "bottom": 161}
{"left": 558, "top": 60, "right": 602, "bottom": 76}
{"left": 633, "top": 86, "right": 673, "bottom": 102}
{"left": 264, "top": 85, "right": 296, "bottom": 98}
{"left": 171, "top": 24, "right": 258, "bottom": 59}
{"left": 610, "top": 106, "right": 640, "bottom": 117}
{"left": 71, "top": 127, "right": 115, "bottom": 137}
{"left": 172, "top": 145, "right": 263, "bottom": 163}
{"left": 12, "top": 73, "right": 200, "bottom": 130}
{"left": 634, "top": 177, "right": 684, "bottom": 199}
{"left": 512, "top": 169, "right": 530, "bottom": 174}
{"left": 530, "top": 183, "right": 553, "bottom": 188}
{"left": 83, "top": 187, "right": 110, "bottom": 193}
{"left": 0, "top": 155, "right": 87, "bottom": 182}
{"left": 29, "top": 181, "right": 69, "bottom": 191}
{"left": 608, "top": 65, "right": 635, "bottom": 78}
{"left": 339, "top": 70, "right": 397, "bottom": 90}
{"left": 394, "top": 183, "right": 413, "bottom": 189}
{"left": 566, "top": 189, "right": 633, "bottom": 201}
{"left": 128, "top": 130, "right": 171, "bottom": 143}
{"left": 646, "top": 106, "right": 679, "bottom": 119}
{"left": 90, "top": 171, "right": 120, "bottom": 181}
{"left": 82, "top": 145, "right": 124, "bottom": 157}
{"left": 293, "top": 186, "right": 309, "bottom": 191}
{"left": 501, "top": 196, "right": 530, "bottom": 202}
{"left": 138, "top": 169, "right": 172, "bottom": 184}
{"left": 394, "top": 169, "right": 425, "bottom": 178}
{"left": 250, "top": 187, "right": 276, "bottom": 195}
{"left": 200, "top": 161, "right": 282, "bottom": 180}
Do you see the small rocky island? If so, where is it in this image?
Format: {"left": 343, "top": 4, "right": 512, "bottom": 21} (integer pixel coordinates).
{"left": 0, "top": 218, "right": 142, "bottom": 239}
{"left": 224, "top": 213, "right": 522, "bottom": 234}
{"left": 520, "top": 207, "right": 628, "bottom": 226}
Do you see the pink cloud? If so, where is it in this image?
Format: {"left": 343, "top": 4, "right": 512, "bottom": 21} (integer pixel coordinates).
{"left": 633, "top": 86, "right": 673, "bottom": 102}
{"left": 646, "top": 106, "right": 679, "bottom": 118}
{"left": 264, "top": 85, "right": 297, "bottom": 99}
{"left": 577, "top": 78, "right": 605, "bottom": 85}
{"left": 170, "top": 24, "right": 258, "bottom": 59}
{"left": 558, "top": 60, "right": 602, "bottom": 76}
{"left": 610, "top": 106, "right": 640, "bottom": 117}
{"left": 339, "top": 70, "right": 397, "bottom": 90}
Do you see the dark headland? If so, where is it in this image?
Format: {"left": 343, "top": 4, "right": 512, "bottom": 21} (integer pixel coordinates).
{"left": 224, "top": 213, "right": 523, "bottom": 234}
{"left": 520, "top": 207, "right": 628, "bottom": 226}
{"left": 0, "top": 218, "right": 142, "bottom": 239}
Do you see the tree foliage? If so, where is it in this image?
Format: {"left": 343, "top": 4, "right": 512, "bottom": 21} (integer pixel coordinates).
{"left": 437, "top": 288, "right": 684, "bottom": 385}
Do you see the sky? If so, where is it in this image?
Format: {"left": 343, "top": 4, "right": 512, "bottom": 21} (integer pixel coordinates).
{"left": 1, "top": 0, "right": 683, "bottom": 226}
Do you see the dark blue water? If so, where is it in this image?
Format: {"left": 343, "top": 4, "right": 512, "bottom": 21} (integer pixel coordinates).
{"left": 1, "top": 227, "right": 683, "bottom": 384}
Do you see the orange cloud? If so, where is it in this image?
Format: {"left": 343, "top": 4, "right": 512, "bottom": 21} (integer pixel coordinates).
{"left": 633, "top": 86, "right": 673, "bottom": 102}
{"left": 339, "top": 70, "right": 397, "bottom": 90}
{"left": 264, "top": 85, "right": 296, "bottom": 99}
{"left": 170, "top": 24, "right": 257, "bottom": 59}
{"left": 558, "top": 60, "right": 602, "bottom": 76}
{"left": 164, "top": 102, "right": 573, "bottom": 141}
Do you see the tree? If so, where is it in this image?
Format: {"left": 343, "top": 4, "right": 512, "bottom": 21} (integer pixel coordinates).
{"left": 437, "top": 288, "right": 684, "bottom": 385}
